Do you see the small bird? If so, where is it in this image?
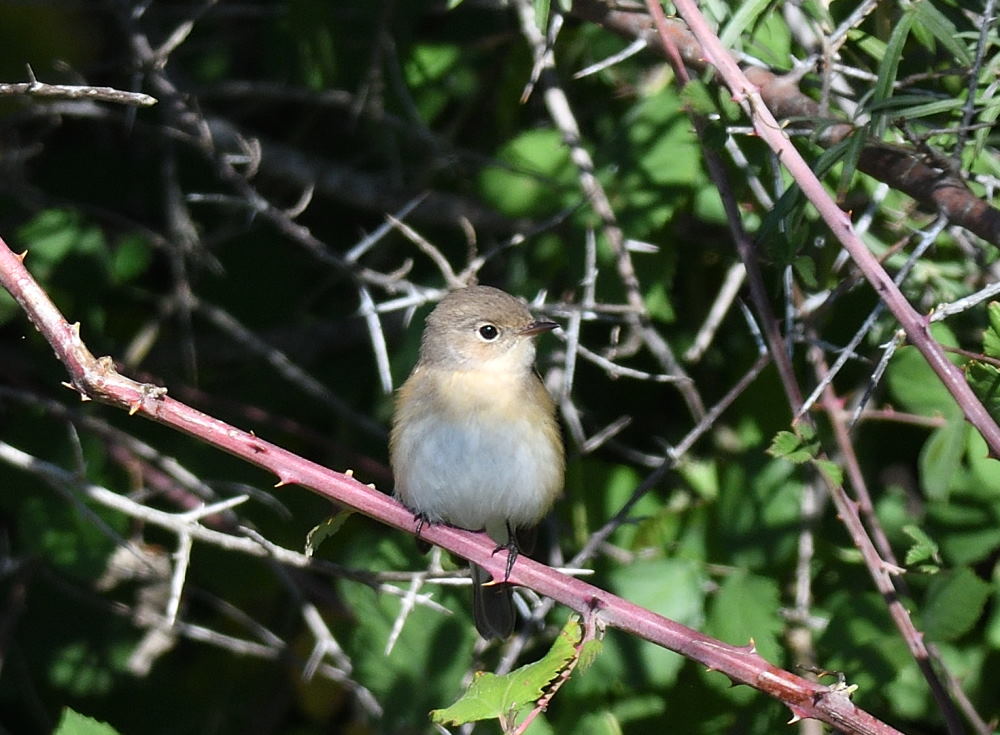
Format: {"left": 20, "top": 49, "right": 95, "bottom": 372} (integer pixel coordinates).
{"left": 390, "top": 285, "right": 564, "bottom": 638}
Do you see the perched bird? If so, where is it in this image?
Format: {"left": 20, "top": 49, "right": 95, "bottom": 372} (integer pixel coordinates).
{"left": 390, "top": 285, "right": 564, "bottom": 638}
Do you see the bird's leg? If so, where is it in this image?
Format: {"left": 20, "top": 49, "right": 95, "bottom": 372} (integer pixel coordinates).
{"left": 413, "top": 512, "right": 430, "bottom": 538}
{"left": 412, "top": 512, "right": 437, "bottom": 554}
{"left": 491, "top": 521, "right": 520, "bottom": 582}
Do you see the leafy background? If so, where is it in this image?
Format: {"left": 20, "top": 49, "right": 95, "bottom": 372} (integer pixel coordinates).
{"left": 1, "top": 0, "right": 999, "bottom": 733}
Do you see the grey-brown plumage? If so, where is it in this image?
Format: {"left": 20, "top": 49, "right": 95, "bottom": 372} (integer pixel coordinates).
{"left": 390, "top": 286, "right": 564, "bottom": 638}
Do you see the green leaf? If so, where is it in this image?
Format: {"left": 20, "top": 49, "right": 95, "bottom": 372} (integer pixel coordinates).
{"left": 793, "top": 255, "right": 817, "bottom": 289}
{"left": 304, "top": 509, "right": 355, "bottom": 557}
{"left": 870, "top": 11, "right": 914, "bottom": 137}
{"left": 984, "top": 302, "right": 1000, "bottom": 359}
{"left": 705, "top": 571, "right": 783, "bottom": 664}
{"left": 888, "top": 98, "right": 965, "bottom": 120}
{"left": 54, "top": 709, "right": 121, "bottom": 735}
{"left": 965, "top": 429, "right": 1000, "bottom": 499}
{"left": 718, "top": 0, "right": 773, "bottom": 49}
{"left": 902, "top": 525, "right": 940, "bottom": 567}
{"left": 109, "top": 234, "right": 152, "bottom": 285}
{"left": 479, "top": 128, "right": 574, "bottom": 217}
{"left": 921, "top": 567, "right": 992, "bottom": 641}
{"left": 431, "top": 617, "right": 583, "bottom": 725}
{"left": 886, "top": 323, "right": 961, "bottom": 417}
{"left": 534, "top": 0, "right": 550, "bottom": 30}
{"left": 919, "top": 421, "right": 968, "bottom": 501}
{"left": 911, "top": 0, "right": 972, "bottom": 65}
{"left": 584, "top": 559, "right": 704, "bottom": 692}
{"left": 966, "top": 361, "right": 1000, "bottom": 424}
{"left": 766, "top": 429, "right": 818, "bottom": 464}
{"left": 814, "top": 458, "right": 843, "bottom": 486}
{"left": 679, "top": 80, "right": 717, "bottom": 117}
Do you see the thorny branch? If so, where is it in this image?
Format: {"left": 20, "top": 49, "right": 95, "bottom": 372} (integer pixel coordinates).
{"left": 0, "top": 230, "right": 905, "bottom": 734}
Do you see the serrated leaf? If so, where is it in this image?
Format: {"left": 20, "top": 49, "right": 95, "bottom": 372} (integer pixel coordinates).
{"left": 431, "top": 617, "right": 583, "bottom": 725}
{"left": 814, "top": 458, "right": 843, "bottom": 486}
{"left": 766, "top": 430, "right": 817, "bottom": 464}
{"left": 966, "top": 361, "right": 1000, "bottom": 423}
{"left": 578, "top": 639, "right": 602, "bottom": 672}
{"left": 921, "top": 567, "right": 992, "bottom": 641}
{"left": 983, "top": 301, "right": 1000, "bottom": 358}
{"left": 985, "top": 302, "right": 1000, "bottom": 359}
{"left": 705, "top": 571, "right": 783, "bottom": 664}
{"left": 304, "top": 509, "right": 354, "bottom": 557}
{"left": 54, "top": 709, "right": 120, "bottom": 735}
{"left": 902, "top": 525, "right": 940, "bottom": 566}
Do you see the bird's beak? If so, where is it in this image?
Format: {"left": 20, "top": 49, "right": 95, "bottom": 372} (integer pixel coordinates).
{"left": 519, "top": 320, "right": 559, "bottom": 337}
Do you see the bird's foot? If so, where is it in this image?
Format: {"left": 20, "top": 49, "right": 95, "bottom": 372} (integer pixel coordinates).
{"left": 491, "top": 522, "right": 520, "bottom": 582}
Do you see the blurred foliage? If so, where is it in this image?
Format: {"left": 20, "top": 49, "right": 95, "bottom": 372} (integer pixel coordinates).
{"left": 0, "top": 1, "right": 999, "bottom": 734}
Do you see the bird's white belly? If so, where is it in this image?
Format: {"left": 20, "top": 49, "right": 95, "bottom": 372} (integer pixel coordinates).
{"left": 394, "top": 411, "right": 561, "bottom": 534}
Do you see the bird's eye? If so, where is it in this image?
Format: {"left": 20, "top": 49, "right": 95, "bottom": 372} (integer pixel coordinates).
{"left": 478, "top": 324, "right": 499, "bottom": 341}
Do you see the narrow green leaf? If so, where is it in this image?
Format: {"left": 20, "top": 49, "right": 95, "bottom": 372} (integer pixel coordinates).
{"left": 911, "top": 0, "right": 972, "bottom": 65}
{"left": 534, "top": 0, "right": 550, "bottom": 31}
{"left": 871, "top": 11, "right": 914, "bottom": 137}
{"left": 719, "top": 0, "right": 773, "bottom": 49}
{"left": 972, "top": 91, "right": 1000, "bottom": 163}
{"left": 890, "top": 98, "right": 965, "bottom": 120}
{"left": 866, "top": 94, "right": 953, "bottom": 113}
{"left": 837, "top": 128, "right": 867, "bottom": 198}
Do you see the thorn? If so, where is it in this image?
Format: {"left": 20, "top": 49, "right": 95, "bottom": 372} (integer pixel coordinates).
{"left": 70, "top": 322, "right": 81, "bottom": 338}
{"left": 788, "top": 704, "right": 810, "bottom": 724}
{"left": 15, "top": 250, "right": 27, "bottom": 263}
{"left": 128, "top": 400, "right": 141, "bottom": 416}
{"left": 274, "top": 479, "right": 290, "bottom": 488}
{"left": 366, "top": 483, "right": 376, "bottom": 488}
{"left": 344, "top": 468, "right": 354, "bottom": 478}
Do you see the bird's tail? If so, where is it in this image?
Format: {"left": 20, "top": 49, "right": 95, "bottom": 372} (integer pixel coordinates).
{"left": 471, "top": 563, "right": 514, "bottom": 639}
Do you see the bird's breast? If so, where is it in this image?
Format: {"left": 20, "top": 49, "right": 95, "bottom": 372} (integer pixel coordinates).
{"left": 390, "top": 366, "right": 563, "bottom": 533}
